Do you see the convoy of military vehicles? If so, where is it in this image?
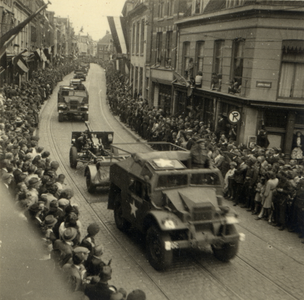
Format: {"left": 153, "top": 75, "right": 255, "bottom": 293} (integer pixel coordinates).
{"left": 62, "top": 62, "right": 241, "bottom": 271}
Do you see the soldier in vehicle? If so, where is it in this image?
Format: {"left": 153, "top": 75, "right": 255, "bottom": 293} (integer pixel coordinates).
{"left": 75, "top": 132, "right": 89, "bottom": 152}
{"left": 190, "top": 139, "right": 211, "bottom": 168}
{"left": 76, "top": 82, "right": 86, "bottom": 90}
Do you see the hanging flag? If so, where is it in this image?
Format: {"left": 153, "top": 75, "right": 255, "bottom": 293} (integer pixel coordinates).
{"left": 34, "top": 48, "right": 41, "bottom": 61}
{"left": 13, "top": 50, "right": 29, "bottom": 75}
{"left": 0, "top": 1, "right": 51, "bottom": 59}
{"left": 107, "top": 16, "right": 129, "bottom": 54}
{"left": 41, "top": 50, "right": 47, "bottom": 62}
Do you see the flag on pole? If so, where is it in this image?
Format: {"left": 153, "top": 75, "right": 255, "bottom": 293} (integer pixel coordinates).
{"left": 0, "top": 1, "right": 51, "bottom": 59}
{"left": 107, "top": 16, "right": 129, "bottom": 54}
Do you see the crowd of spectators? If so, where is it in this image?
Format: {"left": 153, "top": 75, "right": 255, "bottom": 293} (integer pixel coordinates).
{"left": 0, "top": 61, "right": 146, "bottom": 300}
{"left": 106, "top": 68, "right": 304, "bottom": 242}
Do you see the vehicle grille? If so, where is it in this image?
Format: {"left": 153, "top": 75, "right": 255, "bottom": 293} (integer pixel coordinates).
{"left": 69, "top": 100, "right": 79, "bottom": 110}
{"left": 192, "top": 206, "right": 213, "bottom": 221}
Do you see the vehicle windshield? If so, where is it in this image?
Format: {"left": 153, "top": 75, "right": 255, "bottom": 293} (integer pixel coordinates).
{"left": 190, "top": 173, "right": 221, "bottom": 186}
{"left": 157, "top": 174, "right": 188, "bottom": 188}
{"left": 72, "top": 91, "right": 87, "bottom": 97}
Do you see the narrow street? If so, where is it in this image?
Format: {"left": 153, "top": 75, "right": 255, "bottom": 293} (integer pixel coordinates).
{"left": 37, "top": 63, "right": 304, "bottom": 300}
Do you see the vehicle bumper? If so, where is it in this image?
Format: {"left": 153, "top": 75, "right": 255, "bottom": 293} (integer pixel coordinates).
{"left": 166, "top": 233, "right": 240, "bottom": 250}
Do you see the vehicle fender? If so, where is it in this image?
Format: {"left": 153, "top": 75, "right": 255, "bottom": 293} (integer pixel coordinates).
{"left": 85, "top": 164, "right": 98, "bottom": 178}
{"left": 145, "top": 211, "right": 188, "bottom": 232}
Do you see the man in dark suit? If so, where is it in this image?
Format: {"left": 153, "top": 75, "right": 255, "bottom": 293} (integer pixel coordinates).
{"left": 233, "top": 157, "right": 248, "bottom": 206}
{"left": 85, "top": 266, "right": 115, "bottom": 300}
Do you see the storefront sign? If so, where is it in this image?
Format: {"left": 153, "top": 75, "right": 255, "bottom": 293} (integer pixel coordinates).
{"left": 228, "top": 110, "right": 241, "bottom": 124}
{"left": 256, "top": 81, "right": 272, "bottom": 88}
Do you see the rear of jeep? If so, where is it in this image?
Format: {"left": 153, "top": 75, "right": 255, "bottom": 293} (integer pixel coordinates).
{"left": 108, "top": 154, "right": 240, "bottom": 271}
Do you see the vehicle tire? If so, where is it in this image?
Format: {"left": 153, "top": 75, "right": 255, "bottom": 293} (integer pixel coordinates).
{"left": 69, "top": 146, "right": 78, "bottom": 168}
{"left": 58, "top": 113, "right": 64, "bottom": 122}
{"left": 84, "top": 114, "right": 89, "bottom": 121}
{"left": 114, "top": 195, "right": 131, "bottom": 232}
{"left": 146, "top": 225, "right": 173, "bottom": 271}
{"left": 86, "top": 170, "right": 96, "bottom": 194}
{"left": 212, "top": 225, "right": 239, "bottom": 262}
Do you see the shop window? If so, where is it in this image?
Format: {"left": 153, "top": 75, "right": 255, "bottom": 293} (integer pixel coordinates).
{"left": 278, "top": 40, "right": 304, "bottom": 99}
{"left": 165, "top": 31, "right": 173, "bottom": 67}
{"left": 156, "top": 32, "right": 163, "bottom": 64}
{"left": 229, "top": 38, "right": 244, "bottom": 94}
{"left": 264, "top": 110, "right": 287, "bottom": 128}
{"left": 295, "top": 111, "right": 304, "bottom": 125}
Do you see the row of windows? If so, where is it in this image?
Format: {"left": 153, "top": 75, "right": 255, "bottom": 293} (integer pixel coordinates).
{"left": 182, "top": 39, "right": 304, "bottom": 98}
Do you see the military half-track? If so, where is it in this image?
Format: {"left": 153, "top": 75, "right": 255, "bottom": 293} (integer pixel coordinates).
{"left": 108, "top": 147, "right": 241, "bottom": 270}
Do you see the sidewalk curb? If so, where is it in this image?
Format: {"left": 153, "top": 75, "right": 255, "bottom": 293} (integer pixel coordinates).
{"left": 107, "top": 104, "right": 147, "bottom": 143}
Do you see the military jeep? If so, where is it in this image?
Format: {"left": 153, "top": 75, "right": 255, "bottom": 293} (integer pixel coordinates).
{"left": 108, "top": 148, "right": 240, "bottom": 271}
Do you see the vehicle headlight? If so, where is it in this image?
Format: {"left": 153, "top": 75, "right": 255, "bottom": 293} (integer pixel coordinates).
{"left": 80, "top": 105, "right": 88, "bottom": 111}
{"left": 162, "top": 219, "right": 176, "bottom": 229}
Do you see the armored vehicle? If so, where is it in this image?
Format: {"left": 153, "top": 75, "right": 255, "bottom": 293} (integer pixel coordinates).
{"left": 108, "top": 149, "right": 241, "bottom": 270}
{"left": 57, "top": 84, "right": 89, "bottom": 122}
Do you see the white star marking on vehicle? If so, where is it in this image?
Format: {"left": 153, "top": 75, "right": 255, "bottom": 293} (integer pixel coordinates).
{"left": 130, "top": 201, "right": 138, "bottom": 217}
{"left": 154, "top": 158, "right": 174, "bottom": 168}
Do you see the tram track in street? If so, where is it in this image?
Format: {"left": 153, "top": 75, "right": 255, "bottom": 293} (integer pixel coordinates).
{"left": 40, "top": 65, "right": 303, "bottom": 300}
{"left": 45, "top": 71, "right": 171, "bottom": 300}
{"left": 44, "top": 69, "right": 240, "bottom": 300}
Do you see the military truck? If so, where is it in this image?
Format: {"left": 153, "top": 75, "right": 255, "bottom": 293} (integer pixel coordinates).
{"left": 57, "top": 84, "right": 89, "bottom": 122}
{"left": 108, "top": 148, "right": 241, "bottom": 271}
